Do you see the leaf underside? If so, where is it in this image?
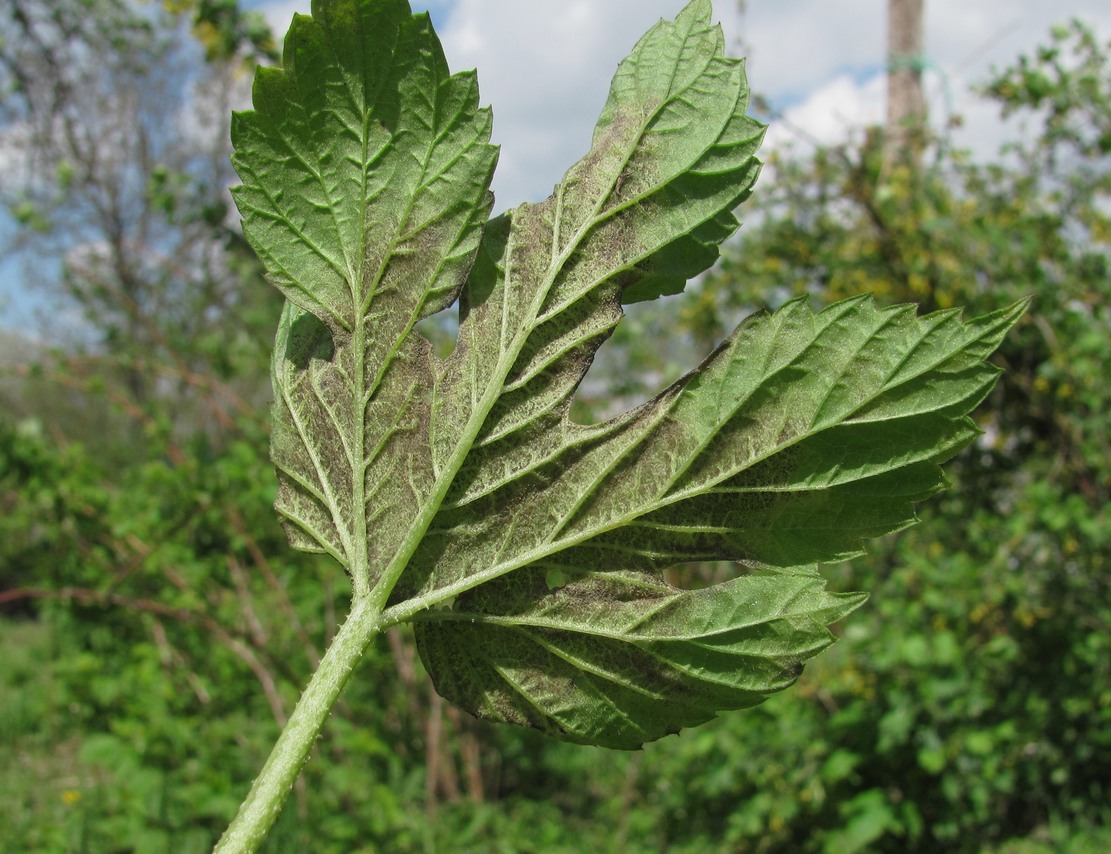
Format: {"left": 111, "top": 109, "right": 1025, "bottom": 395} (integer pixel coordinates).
{"left": 232, "top": 0, "right": 1026, "bottom": 749}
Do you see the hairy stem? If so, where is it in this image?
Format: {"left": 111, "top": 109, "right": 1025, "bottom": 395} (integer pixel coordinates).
{"left": 215, "top": 595, "right": 381, "bottom": 852}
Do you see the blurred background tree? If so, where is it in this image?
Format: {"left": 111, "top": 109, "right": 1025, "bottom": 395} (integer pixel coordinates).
{"left": 1, "top": 3, "right": 1109, "bottom": 852}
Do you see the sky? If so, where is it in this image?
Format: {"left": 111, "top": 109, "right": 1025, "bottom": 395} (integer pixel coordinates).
{"left": 249, "top": 0, "right": 1111, "bottom": 211}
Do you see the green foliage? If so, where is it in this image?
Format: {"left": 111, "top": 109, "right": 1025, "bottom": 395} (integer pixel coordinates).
{"left": 3, "top": 1, "right": 1102, "bottom": 852}
{"left": 176, "top": 0, "right": 278, "bottom": 64}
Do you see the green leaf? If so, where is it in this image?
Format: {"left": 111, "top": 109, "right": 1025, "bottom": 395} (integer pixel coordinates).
{"left": 230, "top": 0, "right": 498, "bottom": 592}
{"left": 231, "top": 0, "right": 1026, "bottom": 749}
{"left": 416, "top": 569, "right": 866, "bottom": 749}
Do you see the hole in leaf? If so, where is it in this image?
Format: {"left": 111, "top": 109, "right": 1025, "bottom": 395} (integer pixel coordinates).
{"left": 286, "top": 310, "right": 333, "bottom": 368}
{"left": 571, "top": 293, "right": 712, "bottom": 423}
{"left": 415, "top": 300, "right": 460, "bottom": 359}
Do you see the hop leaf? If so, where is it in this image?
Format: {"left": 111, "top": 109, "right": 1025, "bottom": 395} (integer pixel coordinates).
{"left": 231, "top": 0, "right": 1025, "bottom": 748}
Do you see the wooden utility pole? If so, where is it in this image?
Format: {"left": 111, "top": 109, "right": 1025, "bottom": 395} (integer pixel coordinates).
{"left": 885, "top": 0, "right": 926, "bottom": 165}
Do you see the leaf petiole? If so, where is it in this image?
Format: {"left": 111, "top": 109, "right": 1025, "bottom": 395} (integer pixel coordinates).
{"left": 215, "top": 595, "right": 383, "bottom": 852}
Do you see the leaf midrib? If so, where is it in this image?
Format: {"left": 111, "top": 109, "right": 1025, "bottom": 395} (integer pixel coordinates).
{"left": 349, "top": 64, "right": 487, "bottom": 593}
{"left": 414, "top": 594, "right": 820, "bottom": 643}
{"left": 364, "top": 41, "right": 723, "bottom": 614}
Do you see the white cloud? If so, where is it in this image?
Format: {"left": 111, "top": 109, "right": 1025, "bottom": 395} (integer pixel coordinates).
{"left": 737, "top": 0, "right": 885, "bottom": 102}
{"left": 763, "top": 72, "right": 885, "bottom": 152}
{"left": 437, "top": 0, "right": 683, "bottom": 208}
